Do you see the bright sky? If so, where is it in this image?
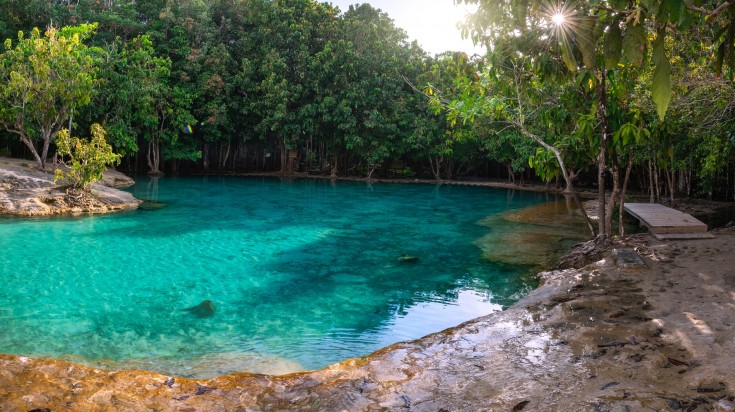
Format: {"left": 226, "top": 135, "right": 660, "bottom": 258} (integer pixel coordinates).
{"left": 328, "top": 0, "right": 485, "bottom": 56}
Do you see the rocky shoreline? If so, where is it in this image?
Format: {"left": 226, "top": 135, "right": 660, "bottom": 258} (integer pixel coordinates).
{"left": 1, "top": 228, "right": 733, "bottom": 411}
{"left": 0, "top": 156, "right": 141, "bottom": 216}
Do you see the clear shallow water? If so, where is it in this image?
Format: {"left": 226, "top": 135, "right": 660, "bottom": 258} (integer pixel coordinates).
{"left": 0, "top": 177, "right": 560, "bottom": 378}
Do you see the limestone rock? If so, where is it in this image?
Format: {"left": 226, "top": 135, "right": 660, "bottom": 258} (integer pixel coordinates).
{"left": 0, "top": 156, "right": 141, "bottom": 216}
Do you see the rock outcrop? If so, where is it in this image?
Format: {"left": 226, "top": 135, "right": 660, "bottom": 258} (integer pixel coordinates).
{"left": 0, "top": 156, "right": 141, "bottom": 216}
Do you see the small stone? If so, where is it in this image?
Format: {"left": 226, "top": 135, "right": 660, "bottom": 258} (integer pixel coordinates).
{"left": 715, "top": 399, "right": 735, "bottom": 412}
{"left": 512, "top": 400, "right": 531, "bottom": 411}
{"left": 164, "top": 377, "right": 175, "bottom": 388}
{"left": 697, "top": 379, "right": 726, "bottom": 393}
{"left": 600, "top": 381, "right": 619, "bottom": 390}
{"left": 195, "top": 384, "right": 216, "bottom": 395}
{"left": 612, "top": 248, "right": 647, "bottom": 269}
{"left": 629, "top": 353, "right": 644, "bottom": 362}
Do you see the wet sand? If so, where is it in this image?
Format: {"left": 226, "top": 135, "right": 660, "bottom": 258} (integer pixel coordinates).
{"left": 1, "top": 224, "right": 733, "bottom": 410}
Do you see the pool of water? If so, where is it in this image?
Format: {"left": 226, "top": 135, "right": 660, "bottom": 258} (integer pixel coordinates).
{"left": 0, "top": 177, "right": 574, "bottom": 378}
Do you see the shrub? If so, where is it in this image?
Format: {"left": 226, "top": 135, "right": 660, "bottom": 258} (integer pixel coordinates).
{"left": 54, "top": 123, "right": 121, "bottom": 191}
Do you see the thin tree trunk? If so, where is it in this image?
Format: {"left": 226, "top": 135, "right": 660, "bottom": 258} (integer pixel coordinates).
{"left": 147, "top": 138, "right": 162, "bottom": 175}
{"left": 220, "top": 141, "right": 231, "bottom": 169}
{"left": 40, "top": 130, "right": 53, "bottom": 170}
{"left": 653, "top": 159, "right": 661, "bottom": 203}
{"left": 605, "top": 163, "right": 620, "bottom": 236}
{"left": 429, "top": 156, "right": 442, "bottom": 181}
{"left": 648, "top": 160, "right": 655, "bottom": 203}
{"left": 18, "top": 134, "right": 44, "bottom": 170}
{"left": 666, "top": 168, "right": 675, "bottom": 207}
{"left": 596, "top": 68, "right": 609, "bottom": 239}
{"left": 507, "top": 164, "right": 515, "bottom": 184}
{"left": 330, "top": 153, "right": 338, "bottom": 178}
{"left": 279, "top": 140, "right": 287, "bottom": 174}
{"left": 619, "top": 149, "right": 634, "bottom": 238}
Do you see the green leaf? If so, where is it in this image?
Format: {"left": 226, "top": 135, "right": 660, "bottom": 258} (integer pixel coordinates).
{"left": 577, "top": 16, "right": 597, "bottom": 69}
{"left": 604, "top": 21, "right": 622, "bottom": 68}
{"left": 656, "top": 0, "right": 670, "bottom": 22}
{"left": 640, "top": 0, "right": 656, "bottom": 10}
{"left": 622, "top": 24, "right": 646, "bottom": 67}
{"left": 561, "top": 41, "right": 578, "bottom": 72}
{"left": 652, "top": 32, "right": 672, "bottom": 121}
{"left": 592, "top": 16, "right": 608, "bottom": 40}
{"left": 669, "top": 0, "right": 687, "bottom": 26}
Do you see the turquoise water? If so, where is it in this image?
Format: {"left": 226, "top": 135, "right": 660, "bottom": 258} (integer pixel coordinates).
{"left": 0, "top": 177, "right": 556, "bottom": 378}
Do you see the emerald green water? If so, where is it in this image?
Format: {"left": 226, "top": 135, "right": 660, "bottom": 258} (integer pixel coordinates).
{"left": 0, "top": 177, "right": 557, "bottom": 378}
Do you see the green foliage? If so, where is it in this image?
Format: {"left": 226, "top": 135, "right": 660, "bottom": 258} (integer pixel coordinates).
{"left": 604, "top": 20, "right": 623, "bottom": 68}
{"left": 622, "top": 25, "right": 646, "bottom": 68}
{"left": 651, "top": 32, "right": 672, "bottom": 121}
{"left": 54, "top": 123, "right": 121, "bottom": 190}
{"left": 0, "top": 0, "right": 732, "bottom": 199}
{"left": 0, "top": 24, "right": 99, "bottom": 169}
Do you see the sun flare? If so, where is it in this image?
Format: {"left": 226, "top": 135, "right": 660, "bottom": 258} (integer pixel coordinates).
{"left": 552, "top": 13, "right": 566, "bottom": 26}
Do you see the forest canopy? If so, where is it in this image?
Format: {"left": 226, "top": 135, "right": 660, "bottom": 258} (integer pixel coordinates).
{"left": 0, "top": 0, "right": 733, "bottom": 211}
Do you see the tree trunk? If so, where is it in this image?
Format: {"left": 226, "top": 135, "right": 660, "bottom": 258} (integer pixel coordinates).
{"left": 203, "top": 143, "right": 210, "bottom": 170}
{"left": 507, "top": 164, "right": 515, "bottom": 184}
{"left": 618, "top": 149, "right": 635, "bottom": 238}
{"left": 666, "top": 168, "right": 675, "bottom": 207}
{"left": 429, "top": 156, "right": 442, "bottom": 181}
{"left": 279, "top": 140, "right": 287, "bottom": 174}
{"left": 17, "top": 133, "right": 44, "bottom": 170}
{"left": 220, "top": 141, "right": 231, "bottom": 169}
{"left": 366, "top": 163, "right": 377, "bottom": 180}
{"left": 330, "top": 153, "right": 338, "bottom": 178}
{"left": 648, "top": 160, "right": 655, "bottom": 203}
{"left": 40, "top": 130, "right": 53, "bottom": 170}
{"left": 605, "top": 163, "right": 620, "bottom": 237}
{"left": 147, "top": 138, "right": 162, "bottom": 176}
{"left": 596, "top": 68, "right": 609, "bottom": 240}
{"left": 653, "top": 159, "right": 661, "bottom": 203}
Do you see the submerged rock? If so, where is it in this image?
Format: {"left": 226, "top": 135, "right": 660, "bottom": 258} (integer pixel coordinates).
{"left": 138, "top": 199, "right": 167, "bottom": 211}
{"left": 398, "top": 254, "right": 419, "bottom": 264}
{"left": 185, "top": 300, "right": 216, "bottom": 318}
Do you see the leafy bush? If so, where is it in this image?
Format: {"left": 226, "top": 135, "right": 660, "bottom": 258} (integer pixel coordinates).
{"left": 54, "top": 124, "right": 121, "bottom": 190}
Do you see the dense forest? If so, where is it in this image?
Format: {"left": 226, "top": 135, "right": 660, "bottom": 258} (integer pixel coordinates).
{"left": 1, "top": 0, "right": 735, "bottom": 233}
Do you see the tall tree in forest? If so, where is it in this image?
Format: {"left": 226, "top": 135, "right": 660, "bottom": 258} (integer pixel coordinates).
{"left": 338, "top": 3, "right": 418, "bottom": 178}
{"left": 455, "top": 0, "right": 735, "bottom": 239}
{"left": 0, "top": 24, "right": 99, "bottom": 170}
{"left": 244, "top": 0, "right": 339, "bottom": 174}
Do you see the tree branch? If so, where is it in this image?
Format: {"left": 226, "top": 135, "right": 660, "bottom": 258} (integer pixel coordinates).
{"left": 687, "top": 0, "right": 735, "bottom": 18}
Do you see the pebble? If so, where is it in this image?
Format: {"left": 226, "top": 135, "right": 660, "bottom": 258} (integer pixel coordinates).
{"left": 696, "top": 379, "right": 726, "bottom": 393}
{"left": 716, "top": 399, "right": 735, "bottom": 412}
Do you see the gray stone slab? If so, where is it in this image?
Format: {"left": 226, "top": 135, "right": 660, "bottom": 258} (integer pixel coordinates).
{"left": 613, "top": 248, "right": 647, "bottom": 269}
{"left": 653, "top": 233, "right": 715, "bottom": 240}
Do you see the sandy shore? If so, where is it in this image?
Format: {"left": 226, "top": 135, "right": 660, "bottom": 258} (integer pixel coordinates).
{"left": 0, "top": 222, "right": 733, "bottom": 410}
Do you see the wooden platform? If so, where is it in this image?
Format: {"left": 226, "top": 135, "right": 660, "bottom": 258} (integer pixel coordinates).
{"left": 623, "top": 203, "right": 714, "bottom": 240}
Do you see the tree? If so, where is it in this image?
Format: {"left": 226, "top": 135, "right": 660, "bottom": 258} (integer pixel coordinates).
{"left": 0, "top": 24, "right": 99, "bottom": 170}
